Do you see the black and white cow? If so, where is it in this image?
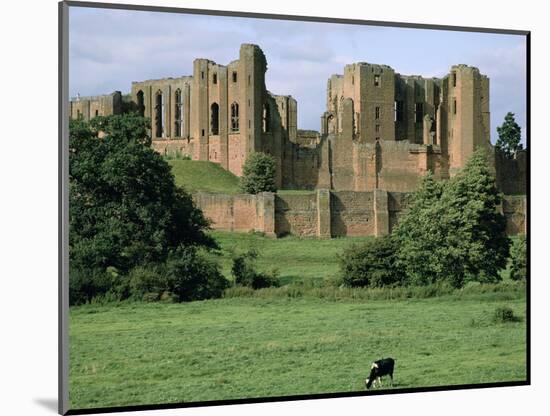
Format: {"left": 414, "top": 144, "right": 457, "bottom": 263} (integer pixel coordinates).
{"left": 365, "top": 358, "right": 395, "bottom": 389}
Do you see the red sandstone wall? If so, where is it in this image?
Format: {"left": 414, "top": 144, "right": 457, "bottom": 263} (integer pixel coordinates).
{"left": 330, "top": 191, "right": 375, "bottom": 237}
{"left": 274, "top": 193, "right": 318, "bottom": 237}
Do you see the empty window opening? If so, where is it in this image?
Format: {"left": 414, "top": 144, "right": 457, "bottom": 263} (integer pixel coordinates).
{"left": 453, "top": 98, "right": 457, "bottom": 115}
{"left": 213, "top": 73, "right": 217, "bottom": 84}
{"left": 415, "top": 102, "right": 423, "bottom": 123}
{"left": 394, "top": 100, "right": 404, "bottom": 122}
{"left": 248, "top": 75, "right": 251, "bottom": 85}
{"left": 232, "top": 71, "right": 238, "bottom": 83}
{"left": 263, "top": 103, "right": 271, "bottom": 133}
{"left": 375, "top": 106, "right": 380, "bottom": 120}
{"left": 210, "top": 103, "right": 219, "bottom": 135}
{"left": 137, "top": 90, "right": 145, "bottom": 117}
{"left": 374, "top": 75, "right": 380, "bottom": 87}
{"left": 201, "top": 71, "right": 204, "bottom": 80}
{"left": 231, "top": 102, "right": 239, "bottom": 132}
{"left": 95, "top": 109, "right": 99, "bottom": 117}
{"left": 174, "top": 89, "right": 183, "bottom": 137}
{"left": 154, "top": 91, "right": 164, "bottom": 138}
{"left": 375, "top": 124, "right": 380, "bottom": 133}
{"left": 452, "top": 72, "right": 457, "bottom": 87}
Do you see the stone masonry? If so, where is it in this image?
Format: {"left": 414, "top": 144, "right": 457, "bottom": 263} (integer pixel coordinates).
{"left": 70, "top": 43, "right": 526, "bottom": 196}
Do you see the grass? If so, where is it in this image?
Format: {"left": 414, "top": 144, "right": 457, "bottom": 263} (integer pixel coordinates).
{"left": 207, "top": 231, "right": 373, "bottom": 285}
{"left": 168, "top": 159, "right": 241, "bottom": 194}
{"left": 69, "top": 232, "right": 526, "bottom": 409}
{"left": 69, "top": 293, "right": 526, "bottom": 409}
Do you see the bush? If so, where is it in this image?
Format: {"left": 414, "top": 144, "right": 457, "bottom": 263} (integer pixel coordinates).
{"left": 128, "top": 265, "right": 166, "bottom": 299}
{"left": 492, "top": 306, "right": 519, "bottom": 323}
{"left": 338, "top": 236, "right": 405, "bottom": 288}
{"left": 231, "top": 249, "right": 280, "bottom": 289}
{"left": 165, "top": 246, "right": 229, "bottom": 302}
{"left": 509, "top": 234, "right": 527, "bottom": 281}
{"left": 239, "top": 152, "right": 277, "bottom": 194}
{"left": 69, "top": 268, "right": 114, "bottom": 306}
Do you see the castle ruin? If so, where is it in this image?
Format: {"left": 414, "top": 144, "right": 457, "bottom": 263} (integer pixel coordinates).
{"left": 70, "top": 43, "right": 526, "bottom": 228}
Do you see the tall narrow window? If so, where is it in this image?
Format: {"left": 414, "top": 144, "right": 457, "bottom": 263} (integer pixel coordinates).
{"left": 374, "top": 75, "right": 380, "bottom": 87}
{"left": 453, "top": 98, "right": 457, "bottom": 115}
{"left": 375, "top": 124, "right": 380, "bottom": 133}
{"left": 232, "top": 71, "right": 237, "bottom": 83}
{"left": 452, "top": 72, "right": 457, "bottom": 87}
{"left": 263, "top": 103, "right": 271, "bottom": 133}
{"left": 213, "top": 73, "right": 217, "bottom": 84}
{"left": 137, "top": 90, "right": 145, "bottom": 117}
{"left": 231, "top": 102, "right": 239, "bottom": 132}
{"left": 155, "top": 91, "right": 164, "bottom": 138}
{"left": 76, "top": 109, "right": 81, "bottom": 119}
{"left": 375, "top": 106, "right": 380, "bottom": 120}
{"left": 210, "top": 103, "right": 219, "bottom": 135}
{"left": 394, "top": 100, "right": 403, "bottom": 122}
{"left": 415, "top": 102, "right": 423, "bottom": 123}
{"left": 174, "top": 89, "right": 183, "bottom": 137}
{"left": 95, "top": 109, "right": 99, "bottom": 117}
{"left": 248, "top": 75, "right": 251, "bottom": 85}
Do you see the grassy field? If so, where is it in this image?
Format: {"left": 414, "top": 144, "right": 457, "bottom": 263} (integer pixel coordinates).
{"left": 69, "top": 232, "right": 526, "bottom": 410}
{"left": 69, "top": 291, "right": 526, "bottom": 409}
{"left": 207, "top": 231, "right": 373, "bottom": 285}
{"left": 168, "top": 159, "right": 241, "bottom": 194}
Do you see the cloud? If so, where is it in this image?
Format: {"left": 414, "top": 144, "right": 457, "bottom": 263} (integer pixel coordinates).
{"left": 68, "top": 7, "right": 527, "bottom": 140}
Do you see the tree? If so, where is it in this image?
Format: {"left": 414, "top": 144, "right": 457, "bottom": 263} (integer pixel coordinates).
{"left": 239, "top": 152, "right": 277, "bottom": 194}
{"left": 509, "top": 234, "right": 527, "bottom": 281}
{"left": 393, "top": 172, "right": 447, "bottom": 286}
{"left": 394, "top": 150, "right": 510, "bottom": 288}
{"left": 495, "top": 112, "right": 523, "bottom": 159}
{"left": 69, "top": 113, "right": 217, "bottom": 275}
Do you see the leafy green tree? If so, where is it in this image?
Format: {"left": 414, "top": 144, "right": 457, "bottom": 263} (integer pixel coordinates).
{"left": 339, "top": 236, "right": 405, "bottom": 288}
{"left": 69, "top": 113, "right": 217, "bottom": 275}
{"left": 509, "top": 234, "right": 527, "bottom": 281}
{"left": 394, "top": 150, "right": 510, "bottom": 288}
{"left": 495, "top": 112, "right": 523, "bottom": 159}
{"left": 239, "top": 152, "right": 277, "bottom": 194}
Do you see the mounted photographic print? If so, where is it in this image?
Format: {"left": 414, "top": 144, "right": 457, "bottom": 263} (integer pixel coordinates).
{"left": 59, "top": 1, "right": 530, "bottom": 414}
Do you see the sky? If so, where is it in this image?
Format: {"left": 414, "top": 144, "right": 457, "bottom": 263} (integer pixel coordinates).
{"left": 69, "top": 7, "right": 527, "bottom": 143}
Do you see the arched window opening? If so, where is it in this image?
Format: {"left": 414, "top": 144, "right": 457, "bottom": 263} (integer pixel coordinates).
{"left": 137, "top": 90, "right": 145, "bottom": 117}
{"left": 155, "top": 91, "right": 164, "bottom": 138}
{"left": 211, "top": 103, "right": 219, "bottom": 135}
{"left": 174, "top": 89, "right": 183, "bottom": 137}
{"left": 231, "top": 102, "right": 239, "bottom": 132}
{"left": 263, "top": 103, "right": 271, "bottom": 133}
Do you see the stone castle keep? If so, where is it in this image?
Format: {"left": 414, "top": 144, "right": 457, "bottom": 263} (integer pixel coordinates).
{"left": 70, "top": 44, "right": 526, "bottom": 237}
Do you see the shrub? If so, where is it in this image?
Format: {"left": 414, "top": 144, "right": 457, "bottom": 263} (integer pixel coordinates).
{"left": 231, "top": 249, "right": 280, "bottom": 289}
{"left": 509, "top": 234, "right": 527, "bottom": 281}
{"left": 338, "top": 236, "right": 405, "bottom": 288}
{"left": 239, "top": 152, "right": 277, "bottom": 194}
{"left": 69, "top": 268, "right": 114, "bottom": 306}
{"left": 165, "top": 246, "right": 229, "bottom": 302}
{"left": 128, "top": 265, "right": 166, "bottom": 299}
{"left": 492, "top": 306, "right": 519, "bottom": 323}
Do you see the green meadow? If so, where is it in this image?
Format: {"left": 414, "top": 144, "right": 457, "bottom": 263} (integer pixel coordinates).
{"left": 69, "top": 291, "right": 526, "bottom": 409}
{"left": 69, "top": 231, "right": 527, "bottom": 410}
